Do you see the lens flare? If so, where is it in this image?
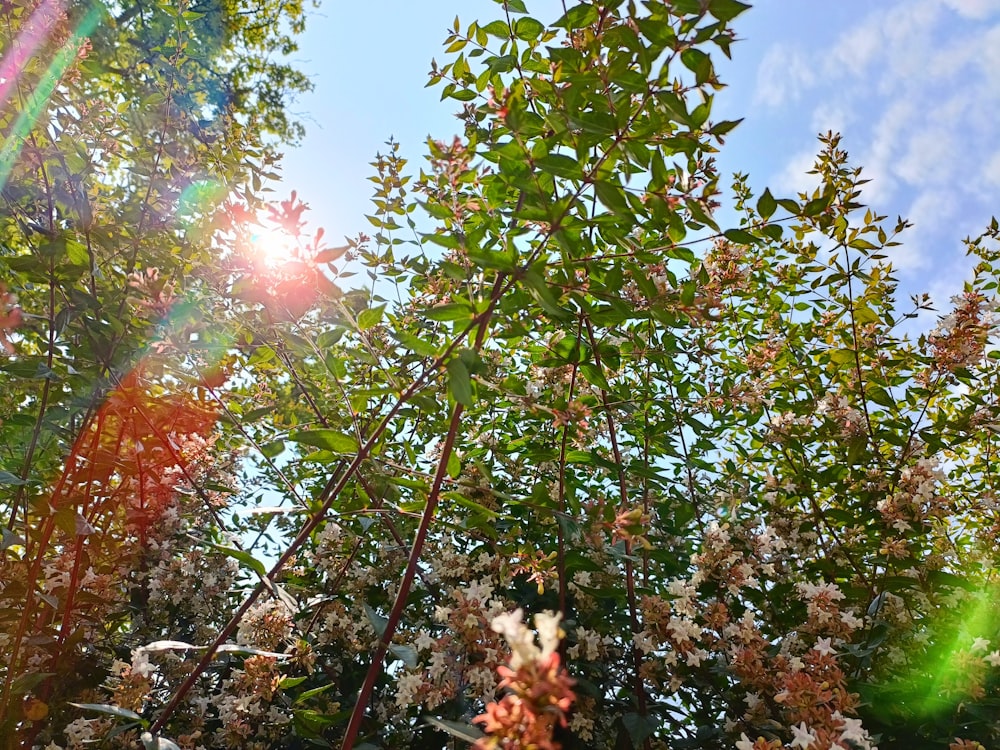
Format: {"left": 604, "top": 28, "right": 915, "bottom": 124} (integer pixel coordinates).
{"left": 0, "top": 4, "right": 103, "bottom": 190}
{"left": 0, "top": 0, "right": 63, "bottom": 111}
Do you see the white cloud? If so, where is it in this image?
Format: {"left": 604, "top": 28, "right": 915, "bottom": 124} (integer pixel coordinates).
{"left": 754, "top": 44, "right": 815, "bottom": 107}
{"left": 772, "top": 148, "right": 820, "bottom": 196}
{"left": 810, "top": 101, "right": 853, "bottom": 135}
{"left": 855, "top": 98, "right": 915, "bottom": 204}
{"left": 894, "top": 125, "right": 957, "bottom": 186}
{"left": 941, "top": 0, "right": 1000, "bottom": 18}
{"left": 981, "top": 149, "right": 1000, "bottom": 187}
{"left": 829, "top": 19, "right": 882, "bottom": 77}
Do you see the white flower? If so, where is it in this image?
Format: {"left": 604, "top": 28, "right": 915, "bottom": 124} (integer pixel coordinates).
{"left": 833, "top": 711, "right": 872, "bottom": 748}
{"left": 984, "top": 650, "right": 1000, "bottom": 667}
{"left": 735, "top": 733, "right": 755, "bottom": 750}
{"left": 131, "top": 649, "right": 154, "bottom": 678}
{"left": 490, "top": 609, "right": 562, "bottom": 668}
{"left": 395, "top": 671, "right": 424, "bottom": 708}
{"left": 797, "top": 581, "right": 845, "bottom": 602}
{"left": 534, "top": 611, "right": 563, "bottom": 660}
{"left": 414, "top": 630, "right": 436, "bottom": 653}
{"left": 840, "top": 610, "right": 864, "bottom": 630}
{"left": 790, "top": 721, "right": 817, "bottom": 749}
{"left": 462, "top": 579, "right": 494, "bottom": 603}
{"left": 971, "top": 637, "right": 990, "bottom": 652}
{"left": 813, "top": 636, "right": 837, "bottom": 656}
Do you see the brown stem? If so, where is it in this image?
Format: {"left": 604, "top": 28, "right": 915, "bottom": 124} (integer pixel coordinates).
{"left": 339, "top": 276, "right": 502, "bottom": 750}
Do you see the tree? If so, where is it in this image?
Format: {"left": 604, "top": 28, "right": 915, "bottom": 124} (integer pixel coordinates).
{"left": 4, "top": 1, "right": 1000, "bottom": 750}
{"left": 0, "top": 0, "right": 310, "bottom": 744}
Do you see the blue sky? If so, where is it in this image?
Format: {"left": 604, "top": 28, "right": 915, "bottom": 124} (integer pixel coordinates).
{"left": 278, "top": 0, "right": 1000, "bottom": 324}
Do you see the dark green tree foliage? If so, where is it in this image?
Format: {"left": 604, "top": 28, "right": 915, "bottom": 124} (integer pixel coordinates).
{"left": 0, "top": 0, "right": 309, "bottom": 744}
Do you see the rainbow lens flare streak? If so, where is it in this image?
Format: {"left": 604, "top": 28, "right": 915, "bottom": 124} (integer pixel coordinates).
{"left": 0, "top": 0, "right": 63, "bottom": 110}
{"left": 0, "top": 3, "right": 103, "bottom": 191}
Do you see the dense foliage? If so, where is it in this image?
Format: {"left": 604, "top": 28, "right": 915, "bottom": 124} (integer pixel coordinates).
{"left": 2, "top": 1, "right": 1000, "bottom": 749}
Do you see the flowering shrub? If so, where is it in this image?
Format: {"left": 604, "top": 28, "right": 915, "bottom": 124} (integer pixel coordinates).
{"left": 3, "top": 1, "right": 1000, "bottom": 749}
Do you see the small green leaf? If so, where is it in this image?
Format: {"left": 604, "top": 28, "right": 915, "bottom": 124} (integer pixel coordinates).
{"left": 0, "top": 470, "right": 26, "bottom": 486}
{"left": 723, "top": 228, "right": 759, "bottom": 245}
{"left": 393, "top": 331, "right": 438, "bottom": 357}
{"left": 482, "top": 20, "right": 510, "bottom": 37}
{"left": 289, "top": 429, "right": 357, "bottom": 454}
{"left": 757, "top": 188, "right": 777, "bottom": 221}
{"left": 1, "top": 526, "right": 25, "bottom": 550}
{"left": 71, "top": 703, "right": 144, "bottom": 723}
{"left": 447, "top": 358, "right": 473, "bottom": 406}
{"left": 446, "top": 450, "right": 461, "bottom": 479}
{"left": 535, "top": 154, "right": 581, "bottom": 180}
{"left": 595, "top": 180, "right": 630, "bottom": 215}
{"left": 554, "top": 4, "right": 598, "bottom": 29}
{"left": 803, "top": 196, "right": 829, "bottom": 217}
{"left": 206, "top": 544, "right": 267, "bottom": 578}
{"left": 425, "top": 303, "right": 473, "bottom": 322}
{"left": 293, "top": 682, "right": 338, "bottom": 705}
{"left": 514, "top": 17, "right": 544, "bottom": 40}
{"left": 423, "top": 716, "right": 484, "bottom": 743}
{"left": 680, "top": 48, "right": 713, "bottom": 86}
{"left": 357, "top": 303, "right": 385, "bottom": 331}
{"left": 140, "top": 733, "right": 181, "bottom": 750}
{"left": 708, "top": 0, "right": 752, "bottom": 22}
{"left": 389, "top": 644, "right": 419, "bottom": 668}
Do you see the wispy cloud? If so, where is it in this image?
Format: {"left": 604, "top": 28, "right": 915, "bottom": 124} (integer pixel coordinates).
{"left": 745, "top": 0, "right": 1000, "bottom": 304}
{"left": 754, "top": 44, "right": 815, "bottom": 107}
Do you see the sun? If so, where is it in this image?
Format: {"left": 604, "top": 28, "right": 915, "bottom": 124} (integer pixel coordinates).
{"left": 247, "top": 219, "right": 302, "bottom": 269}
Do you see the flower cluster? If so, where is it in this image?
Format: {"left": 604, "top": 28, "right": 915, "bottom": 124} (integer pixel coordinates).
{"left": 473, "top": 610, "right": 575, "bottom": 750}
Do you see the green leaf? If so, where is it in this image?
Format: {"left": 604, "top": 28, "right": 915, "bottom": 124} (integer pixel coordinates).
{"left": 622, "top": 712, "right": 658, "bottom": 745}
{"left": 580, "top": 363, "right": 610, "bottom": 391}
{"left": 514, "top": 17, "right": 544, "bottom": 40}
{"left": 723, "top": 228, "right": 759, "bottom": 245}
{"left": 389, "top": 644, "right": 419, "bottom": 668}
{"left": 204, "top": 544, "right": 267, "bottom": 578}
{"left": 293, "top": 682, "right": 338, "bottom": 705}
{"left": 481, "top": 20, "right": 510, "bottom": 37}
{"left": 364, "top": 603, "right": 388, "bottom": 638}
{"left": 70, "top": 703, "right": 144, "bottom": 724}
{"left": 447, "top": 357, "right": 474, "bottom": 406}
{"left": 393, "top": 331, "right": 438, "bottom": 357}
{"left": 680, "top": 48, "right": 713, "bottom": 86}
{"left": 595, "top": 180, "right": 630, "bottom": 215}
{"left": 1, "top": 526, "right": 25, "bottom": 550}
{"left": 523, "top": 268, "right": 570, "bottom": 320}
{"left": 803, "top": 196, "right": 829, "bottom": 217}
{"left": 289, "top": 429, "right": 357, "bottom": 454}
{"left": 357, "top": 303, "right": 385, "bottom": 331}
{"left": 708, "top": 0, "right": 752, "bottom": 22}
{"left": 140, "top": 733, "right": 181, "bottom": 750}
{"left": 535, "top": 154, "right": 581, "bottom": 180}
{"left": 554, "top": 4, "right": 598, "bottom": 29}
{"left": 446, "top": 450, "right": 461, "bottom": 479}
{"left": 757, "top": 188, "right": 777, "bottom": 220}
{"left": 425, "top": 303, "right": 473, "bottom": 322}
{"left": 0, "top": 470, "right": 26, "bottom": 486}
{"left": 278, "top": 676, "right": 308, "bottom": 690}
{"left": 423, "top": 716, "right": 484, "bottom": 743}
{"left": 504, "top": 0, "right": 528, "bottom": 13}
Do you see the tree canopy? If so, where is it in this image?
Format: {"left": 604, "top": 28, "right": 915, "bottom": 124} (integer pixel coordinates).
{"left": 2, "top": 1, "right": 1000, "bottom": 749}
